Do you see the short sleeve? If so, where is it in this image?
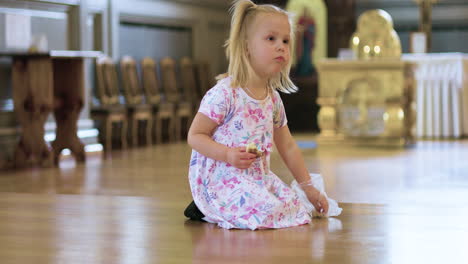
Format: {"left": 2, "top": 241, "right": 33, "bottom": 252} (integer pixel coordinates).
{"left": 272, "top": 91, "right": 288, "bottom": 128}
{"left": 198, "top": 84, "right": 232, "bottom": 125}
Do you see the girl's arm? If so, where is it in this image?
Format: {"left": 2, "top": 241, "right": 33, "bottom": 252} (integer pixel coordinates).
{"left": 188, "top": 112, "right": 256, "bottom": 169}
{"left": 273, "top": 125, "right": 329, "bottom": 213}
{"left": 273, "top": 124, "right": 311, "bottom": 183}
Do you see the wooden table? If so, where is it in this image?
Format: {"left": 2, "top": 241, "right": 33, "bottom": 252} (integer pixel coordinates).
{"left": 0, "top": 50, "right": 101, "bottom": 167}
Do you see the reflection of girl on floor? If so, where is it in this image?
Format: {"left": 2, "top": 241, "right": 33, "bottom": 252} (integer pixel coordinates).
{"left": 185, "top": 217, "right": 342, "bottom": 262}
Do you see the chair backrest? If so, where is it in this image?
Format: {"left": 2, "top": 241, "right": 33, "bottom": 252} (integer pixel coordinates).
{"left": 95, "top": 56, "right": 119, "bottom": 106}
{"left": 194, "top": 61, "right": 213, "bottom": 97}
{"left": 141, "top": 57, "right": 161, "bottom": 105}
{"left": 159, "top": 57, "right": 180, "bottom": 103}
{"left": 179, "top": 57, "right": 200, "bottom": 104}
{"left": 120, "top": 56, "right": 144, "bottom": 105}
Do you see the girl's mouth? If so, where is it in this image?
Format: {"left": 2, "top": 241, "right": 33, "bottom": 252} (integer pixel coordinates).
{"left": 275, "top": 56, "right": 285, "bottom": 62}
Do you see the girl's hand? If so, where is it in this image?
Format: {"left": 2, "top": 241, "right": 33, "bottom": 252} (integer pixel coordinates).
{"left": 303, "top": 185, "right": 329, "bottom": 215}
{"left": 226, "top": 147, "right": 257, "bottom": 169}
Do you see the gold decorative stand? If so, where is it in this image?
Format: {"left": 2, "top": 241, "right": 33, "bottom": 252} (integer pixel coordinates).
{"left": 316, "top": 59, "right": 415, "bottom": 147}
{"left": 316, "top": 10, "right": 416, "bottom": 147}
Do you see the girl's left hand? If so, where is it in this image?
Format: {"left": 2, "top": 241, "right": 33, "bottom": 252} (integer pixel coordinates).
{"left": 303, "top": 186, "right": 329, "bottom": 215}
{"left": 314, "top": 193, "right": 329, "bottom": 215}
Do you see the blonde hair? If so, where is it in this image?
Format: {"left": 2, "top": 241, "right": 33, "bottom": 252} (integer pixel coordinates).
{"left": 217, "top": 0, "right": 297, "bottom": 93}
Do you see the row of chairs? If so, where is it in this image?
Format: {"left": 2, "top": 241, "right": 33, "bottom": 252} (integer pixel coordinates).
{"left": 91, "top": 56, "right": 214, "bottom": 154}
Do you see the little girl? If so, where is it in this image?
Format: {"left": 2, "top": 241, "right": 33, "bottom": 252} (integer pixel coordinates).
{"left": 185, "top": 0, "right": 341, "bottom": 230}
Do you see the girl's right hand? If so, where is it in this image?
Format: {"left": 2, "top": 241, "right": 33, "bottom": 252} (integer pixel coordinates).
{"left": 226, "top": 147, "right": 257, "bottom": 169}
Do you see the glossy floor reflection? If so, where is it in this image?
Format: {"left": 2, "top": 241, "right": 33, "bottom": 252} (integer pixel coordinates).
{"left": 0, "top": 136, "right": 467, "bottom": 263}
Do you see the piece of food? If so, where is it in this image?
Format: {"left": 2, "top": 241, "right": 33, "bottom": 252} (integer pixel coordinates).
{"left": 245, "top": 142, "right": 263, "bottom": 157}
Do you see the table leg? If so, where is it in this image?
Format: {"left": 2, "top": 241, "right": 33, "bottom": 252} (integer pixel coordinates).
{"left": 51, "top": 59, "right": 86, "bottom": 165}
{"left": 12, "top": 57, "right": 54, "bottom": 167}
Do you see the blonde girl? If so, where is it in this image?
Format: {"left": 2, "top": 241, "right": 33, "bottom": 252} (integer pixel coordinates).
{"left": 185, "top": 0, "right": 340, "bottom": 230}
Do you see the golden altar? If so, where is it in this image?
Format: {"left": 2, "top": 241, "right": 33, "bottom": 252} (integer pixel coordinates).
{"left": 316, "top": 59, "right": 416, "bottom": 146}
{"left": 316, "top": 10, "right": 415, "bottom": 147}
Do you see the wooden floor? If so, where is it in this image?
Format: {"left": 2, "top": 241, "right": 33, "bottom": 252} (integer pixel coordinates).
{"left": 1, "top": 134, "right": 468, "bottom": 263}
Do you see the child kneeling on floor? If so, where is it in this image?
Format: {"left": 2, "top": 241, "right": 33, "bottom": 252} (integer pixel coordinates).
{"left": 184, "top": 0, "right": 341, "bottom": 230}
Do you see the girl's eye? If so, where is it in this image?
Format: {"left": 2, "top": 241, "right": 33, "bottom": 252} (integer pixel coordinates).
{"left": 267, "top": 36, "right": 275, "bottom": 41}
{"left": 283, "top": 39, "right": 289, "bottom": 44}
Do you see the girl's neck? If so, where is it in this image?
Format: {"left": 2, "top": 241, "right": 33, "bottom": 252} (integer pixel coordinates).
{"left": 245, "top": 75, "right": 269, "bottom": 100}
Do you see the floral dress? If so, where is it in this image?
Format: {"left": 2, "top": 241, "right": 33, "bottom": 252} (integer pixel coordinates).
{"left": 188, "top": 77, "right": 311, "bottom": 230}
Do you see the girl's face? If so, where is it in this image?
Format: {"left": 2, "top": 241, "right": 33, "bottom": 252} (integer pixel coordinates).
{"left": 246, "top": 12, "right": 291, "bottom": 79}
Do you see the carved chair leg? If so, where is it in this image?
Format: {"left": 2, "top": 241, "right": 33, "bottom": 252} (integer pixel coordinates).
{"left": 175, "top": 116, "right": 181, "bottom": 142}
{"left": 105, "top": 118, "right": 113, "bottom": 154}
{"left": 132, "top": 117, "right": 138, "bottom": 147}
{"left": 155, "top": 116, "right": 162, "bottom": 144}
{"left": 170, "top": 115, "right": 176, "bottom": 142}
{"left": 121, "top": 119, "right": 128, "bottom": 149}
{"left": 146, "top": 118, "right": 152, "bottom": 145}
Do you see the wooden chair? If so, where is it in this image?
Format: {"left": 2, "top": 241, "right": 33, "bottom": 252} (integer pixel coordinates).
{"left": 141, "top": 57, "right": 176, "bottom": 143}
{"left": 90, "top": 56, "right": 128, "bottom": 154}
{"left": 120, "top": 56, "right": 153, "bottom": 146}
{"left": 194, "top": 60, "right": 214, "bottom": 98}
{"left": 179, "top": 57, "right": 201, "bottom": 110}
{"left": 159, "top": 57, "right": 192, "bottom": 141}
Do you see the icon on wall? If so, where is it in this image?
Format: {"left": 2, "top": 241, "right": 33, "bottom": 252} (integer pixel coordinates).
{"left": 286, "top": 0, "right": 327, "bottom": 76}
{"left": 295, "top": 10, "right": 316, "bottom": 76}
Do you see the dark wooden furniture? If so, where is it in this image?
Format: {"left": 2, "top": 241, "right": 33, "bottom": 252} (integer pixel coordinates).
{"left": 194, "top": 61, "right": 214, "bottom": 99}
{"left": 141, "top": 57, "right": 176, "bottom": 143}
{"left": 160, "top": 57, "right": 192, "bottom": 141}
{"left": 180, "top": 57, "right": 201, "bottom": 110}
{"left": 120, "top": 56, "right": 153, "bottom": 146}
{"left": 91, "top": 56, "right": 128, "bottom": 154}
{"left": 0, "top": 50, "right": 100, "bottom": 167}
{"left": 324, "top": 0, "right": 356, "bottom": 58}
{"left": 280, "top": 75, "right": 319, "bottom": 132}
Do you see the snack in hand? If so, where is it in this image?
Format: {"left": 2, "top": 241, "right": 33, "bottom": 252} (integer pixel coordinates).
{"left": 245, "top": 142, "right": 263, "bottom": 157}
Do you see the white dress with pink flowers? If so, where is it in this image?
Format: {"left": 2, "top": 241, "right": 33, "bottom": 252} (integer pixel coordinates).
{"left": 188, "top": 77, "right": 312, "bottom": 230}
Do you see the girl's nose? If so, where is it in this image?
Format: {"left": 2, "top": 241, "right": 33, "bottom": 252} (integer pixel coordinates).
{"left": 277, "top": 44, "right": 285, "bottom": 52}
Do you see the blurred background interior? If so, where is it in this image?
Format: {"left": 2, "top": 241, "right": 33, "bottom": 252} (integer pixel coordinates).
{"left": 0, "top": 1, "right": 467, "bottom": 263}
{"left": 0, "top": 0, "right": 467, "bottom": 166}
